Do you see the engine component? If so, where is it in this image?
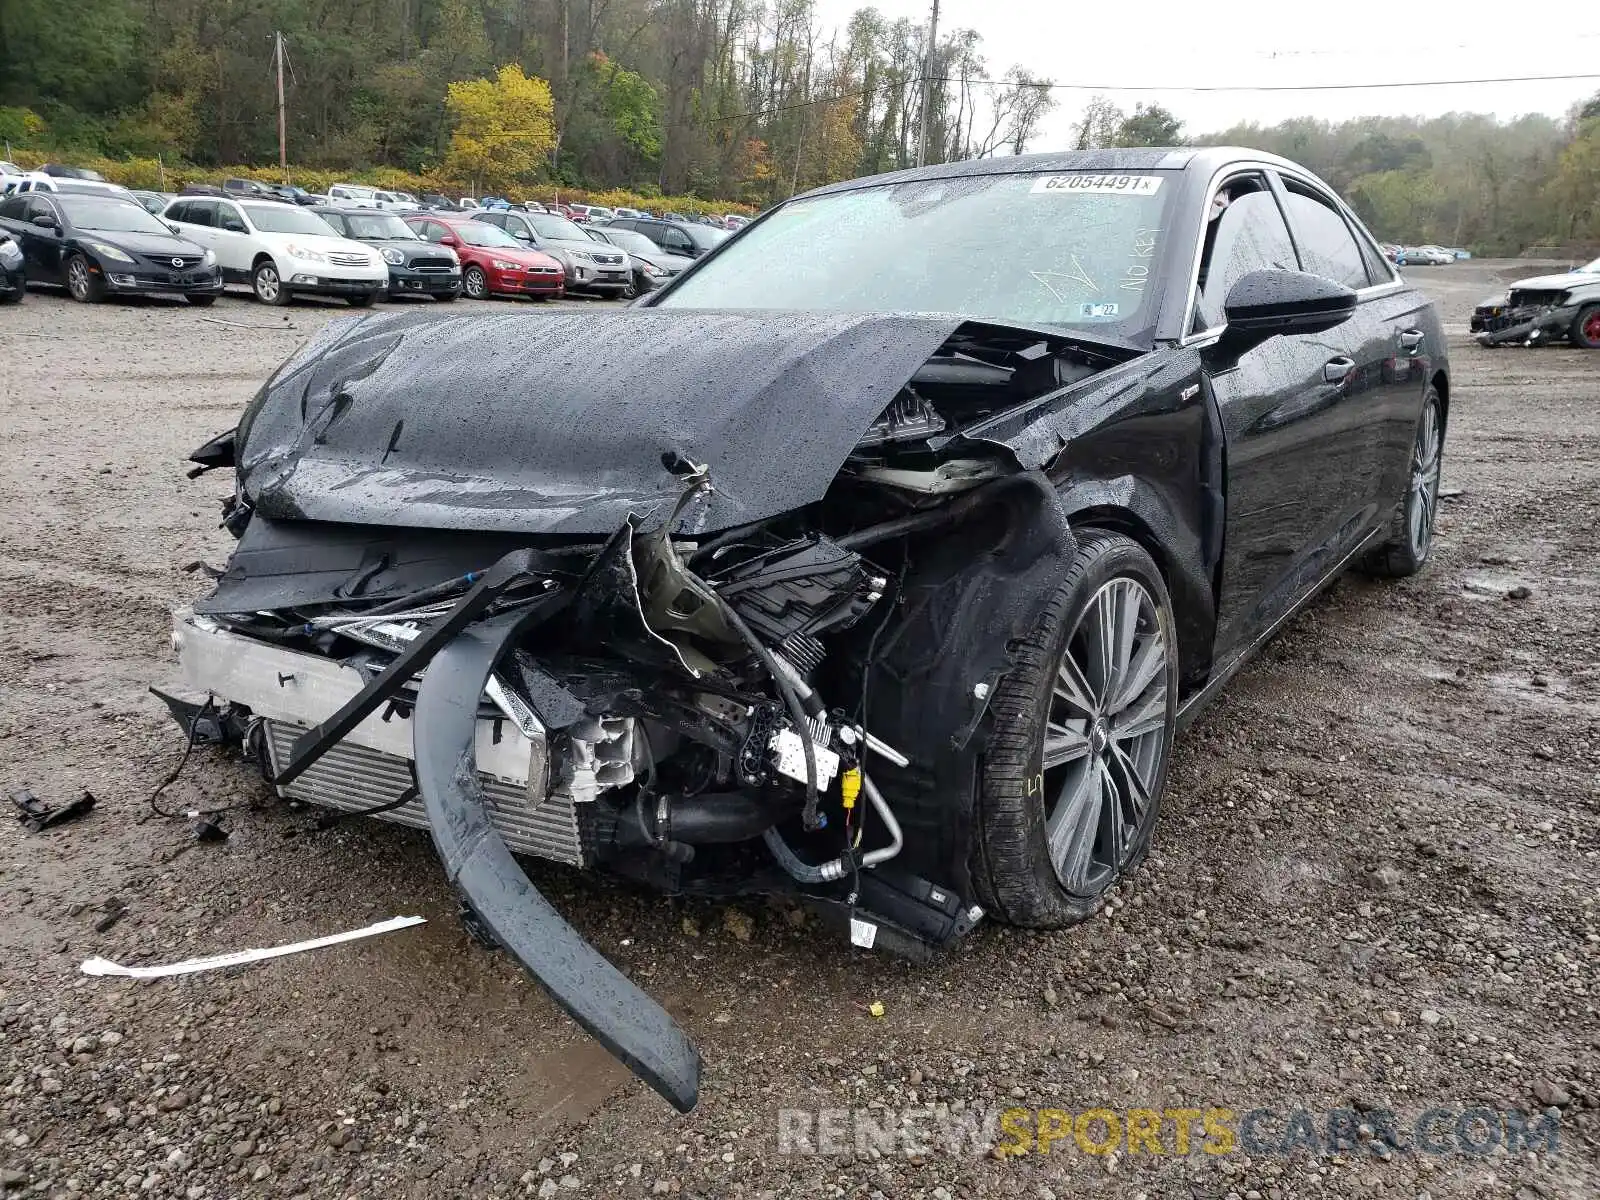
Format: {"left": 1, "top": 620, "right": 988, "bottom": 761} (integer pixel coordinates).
{"left": 770, "top": 727, "right": 840, "bottom": 792}
{"left": 602, "top": 791, "right": 782, "bottom": 853}
{"left": 856, "top": 387, "right": 948, "bottom": 447}
{"left": 554, "top": 715, "right": 636, "bottom": 805}
{"left": 708, "top": 536, "right": 886, "bottom": 660}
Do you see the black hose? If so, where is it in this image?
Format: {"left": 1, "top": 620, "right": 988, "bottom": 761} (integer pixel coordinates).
{"left": 835, "top": 475, "right": 1018, "bottom": 551}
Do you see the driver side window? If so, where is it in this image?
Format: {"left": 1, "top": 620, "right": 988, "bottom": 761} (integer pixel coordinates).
{"left": 1194, "top": 178, "right": 1297, "bottom": 334}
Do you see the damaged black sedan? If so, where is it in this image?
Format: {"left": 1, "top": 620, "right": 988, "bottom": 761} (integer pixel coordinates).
{"left": 163, "top": 148, "right": 1447, "bottom": 1113}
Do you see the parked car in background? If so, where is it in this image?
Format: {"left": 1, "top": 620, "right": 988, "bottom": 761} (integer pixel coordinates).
{"left": 327, "top": 184, "right": 381, "bottom": 209}
{"left": 587, "top": 225, "right": 692, "bottom": 294}
{"left": 1401, "top": 245, "right": 1453, "bottom": 266}
{"left": 269, "top": 184, "right": 318, "bottom": 206}
{"left": 314, "top": 207, "right": 461, "bottom": 302}
{"left": 0, "top": 230, "right": 25, "bottom": 303}
{"left": 163, "top": 196, "right": 386, "bottom": 306}
{"left": 403, "top": 212, "right": 564, "bottom": 300}
{"left": 223, "top": 178, "right": 276, "bottom": 199}
{"left": 372, "top": 189, "right": 418, "bottom": 212}
{"left": 473, "top": 209, "right": 630, "bottom": 297}
{"left": 721, "top": 214, "right": 750, "bottom": 230}
{"left": 605, "top": 215, "right": 729, "bottom": 259}
{"left": 612, "top": 206, "right": 646, "bottom": 219}
{"left": 40, "top": 164, "right": 106, "bottom": 181}
{"left": 0, "top": 161, "right": 22, "bottom": 178}
{"left": 2, "top": 174, "right": 132, "bottom": 200}
{"left": 1472, "top": 256, "right": 1600, "bottom": 347}
{"left": 457, "top": 197, "right": 482, "bottom": 210}
{"left": 418, "top": 193, "right": 457, "bottom": 210}
{"left": 0, "top": 190, "right": 221, "bottom": 304}
{"left": 130, "top": 190, "right": 176, "bottom": 215}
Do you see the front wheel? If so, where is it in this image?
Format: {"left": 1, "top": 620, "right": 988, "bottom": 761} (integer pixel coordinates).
{"left": 252, "top": 260, "right": 291, "bottom": 306}
{"left": 436, "top": 291, "right": 459, "bottom": 303}
{"left": 463, "top": 266, "right": 488, "bottom": 299}
{"left": 1360, "top": 387, "right": 1443, "bottom": 578}
{"left": 66, "top": 255, "right": 104, "bottom": 303}
{"left": 1570, "top": 304, "right": 1600, "bottom": 349}
{"left": 346, "top": 292, "right": 376, "bottom": 308}
{"left": 185, "top": 294, "right": 217, "bottom": 307}
{"left": 972, "top": 531, "right": 1178, "bottom": 928}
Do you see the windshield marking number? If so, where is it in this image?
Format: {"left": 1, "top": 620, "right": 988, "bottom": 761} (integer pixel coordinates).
{"left": 1031, "top": 174, "right": 1162, "bottom": 196}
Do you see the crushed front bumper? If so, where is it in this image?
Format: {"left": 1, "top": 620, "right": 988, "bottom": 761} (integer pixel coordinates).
{"left": 1474, "top": 301, "right": 1578, "bottom": 346}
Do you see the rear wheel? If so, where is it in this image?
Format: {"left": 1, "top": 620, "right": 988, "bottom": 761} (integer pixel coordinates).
{"left": 252, "top": 260, "right": 291, "bottom": 306}
{"left": 463, "top": 266, "right": 488, "bottom": 299}
{"left": 1570, "top": 304, "right": 1600, "bottom": 349}
{"left": 1361, "top": 387, "right": 1443, "bottom": 578}
{"left": 66, "top": 255, "right": 104, "bottom": 303}
{"left": 972, "top": 532, "right": 1178, "bottom": 928}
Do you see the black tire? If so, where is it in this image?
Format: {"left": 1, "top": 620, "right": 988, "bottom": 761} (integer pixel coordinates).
{"left": 1569, "top": 303, "right": 1600, "bottom": 349}
{"left": 346, "top": 293, "right": 376, "bottom": 307}
{"left": 436, "top": 291, "right": 459, "bottom": 302}
{"left": 252, "top": 259, "right": 291, "bottom": 306}
{"left": 971, "top": 531, "right": 1179, "bottom": 928}
{"left": 65, "top": 254, "right": 104, "bottom": 303}
{"left": 185, "top": 294, "right": 217, "bottom": 307}
{"left": 463, "top": 266, "right": 488, "bottom": 299}
{"left": 0, "top": 288, "right": 21, "bottom": 305}
{"left": 1360, "top": 386, "right": 1443, "bottom": 578}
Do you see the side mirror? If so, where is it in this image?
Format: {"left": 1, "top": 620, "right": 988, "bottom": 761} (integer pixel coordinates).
{"left": 1219, "top": 269, "right": 1356, "bottom": 353}
{"left": 222, "top": 220, "right": 246, "bottom": 233}
{"left": 512, "top": 229, "right": 531, "bottom": 241}
{"left": 438, "top": 234, "right": 458, "bottom": 247}
{"left": 165, "top": 222, "right": 180, "bottom": 234}
{"left": 30, "top": 213, "right": 58, "bottom": 229}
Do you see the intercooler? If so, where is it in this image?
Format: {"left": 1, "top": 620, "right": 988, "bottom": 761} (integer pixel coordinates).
{"left": 260, "top": 719, "right": 584, "bottom": 865}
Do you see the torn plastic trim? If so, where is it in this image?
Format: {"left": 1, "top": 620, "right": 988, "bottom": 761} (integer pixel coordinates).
{"left": 412, "top": 608, "right": 702, "bottom": 1113}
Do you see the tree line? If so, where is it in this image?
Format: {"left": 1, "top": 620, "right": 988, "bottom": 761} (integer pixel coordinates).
{"left": 1, "top": 0, "right": 1597, "bottom": 248}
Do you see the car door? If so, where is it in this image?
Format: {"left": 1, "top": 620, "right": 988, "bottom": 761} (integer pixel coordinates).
{"left": 1198, "top": 177, "right": 1370, "bottom": 660}
{"left": 657, "top": 224, "right": 697, "bottom": 257}
{"left": 169, "top": 199, "right": 218, "bottom": 257}
{"left": 21, "top": 195, "right": 67, "bottom": 282}
{"left": 209, "top": 200, "right": 254, "bottom": 275}
{"left": 1272, "top": 173, "right": 1398, "bottom": 560}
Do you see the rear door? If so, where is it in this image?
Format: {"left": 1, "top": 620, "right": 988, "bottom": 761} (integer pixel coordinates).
{"left": 22, "top": 196, "right": 67, "bottom": 281}
{"left": 1199, "top": 176, "right": 1368, "bottom": 660}
{"left": 210, "top": 200, "right": 254, "bottom": 274}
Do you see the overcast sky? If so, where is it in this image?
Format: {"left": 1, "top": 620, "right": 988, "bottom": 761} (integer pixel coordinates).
{"left": 811, "top": 0, "right": 1600, "bottom": 148}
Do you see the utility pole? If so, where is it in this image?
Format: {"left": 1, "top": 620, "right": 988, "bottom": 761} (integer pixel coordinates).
{"left": 915, "top": 0, "right": 940, "bottom": 167}
{"left": 274, "top": 31, "right": 288, "bottom": 177}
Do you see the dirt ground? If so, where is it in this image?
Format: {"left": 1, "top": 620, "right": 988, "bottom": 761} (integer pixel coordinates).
{"left": 0, "top": 268, "right": 1596, "bottom": 1200}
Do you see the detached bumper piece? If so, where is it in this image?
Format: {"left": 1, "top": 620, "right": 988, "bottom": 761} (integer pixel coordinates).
{"left": 1474, "top": 302, "right": 1576, "bottom": 346}
{"left": 412, "top": 610, "right": 701, "bottom": 1113}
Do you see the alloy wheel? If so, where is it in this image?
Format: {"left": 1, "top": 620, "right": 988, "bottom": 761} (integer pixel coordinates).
{"left": 67, "top": 258, "right": 90, "bottom": 300}
{"left": 255, "top": 265, "right": 280, "bottom": 303}
{"left": 465, "top": 268, "right": 486, "bottom": 298}
{"left": 1042, "top": 577, "right": 1170, "bottom": 896}
{"left": 1585, "top": 310, "right": 1600, "bottom": 345}
{"left": 1408, "top": 400, "right": 1442, "bottom": 558}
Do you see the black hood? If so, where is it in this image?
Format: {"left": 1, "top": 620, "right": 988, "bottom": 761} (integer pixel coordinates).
{"left": 235, "top": 309, "right": 973, "bottom": 535}
{"left": 77, "top": 229, "right": 206, "bottom": 260}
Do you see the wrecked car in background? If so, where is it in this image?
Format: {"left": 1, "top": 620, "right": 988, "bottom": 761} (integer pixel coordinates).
{"left": 1472, "top": 256, "right": 1600, "bottom": 347}
{"left": 162, "top": 148, "right": 1448, "bottom": 1112}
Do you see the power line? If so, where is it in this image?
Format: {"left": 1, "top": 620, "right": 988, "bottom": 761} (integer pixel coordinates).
{"left": 707, "top": 69, "right": 1600, "bottom": 124}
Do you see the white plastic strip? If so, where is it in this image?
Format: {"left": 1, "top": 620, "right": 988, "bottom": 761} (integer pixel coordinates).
{"left": 79, "top": 915, "right": 426, "bottom": 979}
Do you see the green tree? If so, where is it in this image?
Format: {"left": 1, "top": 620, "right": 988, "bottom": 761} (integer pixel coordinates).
{"left": 1114, "top": 103, "right": 1183, "bottom": 147}
{"left": 444, "top": 64, "right": 557, "bottom": 193}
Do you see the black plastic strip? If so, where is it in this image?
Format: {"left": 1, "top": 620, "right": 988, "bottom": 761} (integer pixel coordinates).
{"left": 412, "top": 610, "right": 702, "bottom": 1113}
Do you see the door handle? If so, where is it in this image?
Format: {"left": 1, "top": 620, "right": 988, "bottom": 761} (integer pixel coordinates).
{"left": 1323, "top": 356, "right": 1356, "bottom": 384}
{"left": 1398, "top": 329, "right": 1424, "bottom": 355}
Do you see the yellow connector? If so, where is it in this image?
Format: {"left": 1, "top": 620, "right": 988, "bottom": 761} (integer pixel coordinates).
{"left": 840, "top": 766, "right": 862, "bottom": 811}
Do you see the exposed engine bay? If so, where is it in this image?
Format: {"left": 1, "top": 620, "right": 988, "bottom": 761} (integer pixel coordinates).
{"left": 164, "top": 309, "right": 1145, "bottom": 1111}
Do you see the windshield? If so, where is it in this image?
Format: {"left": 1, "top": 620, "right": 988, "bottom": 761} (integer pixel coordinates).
{"left": 600, "top": 229, "right": 659, "bottom": 256}
{"left": 59, "top": 195, "right": 173, "bottom": 235}
{"left": 343, "top": 213, "right": 420, "bottom": 240}
{"left": 243, "top": 204, "right": 339, "bottom": 235}
{"left": 657, "top": 171, "right": 1176, "bottom": 336}
{"left": 456, "top": 221, "right": 521, "bottom": 247}
{"left": 684, "top": 225, "right": 730, "bottom": 250}
{"left": 528, "top": 213, "right": 588, "bottom": 241}
{"left": 1581, "top": 257, "right": 1600, "bottom": 274}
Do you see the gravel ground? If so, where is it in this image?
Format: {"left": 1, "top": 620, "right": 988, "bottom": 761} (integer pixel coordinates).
{"left": 0, "top": 271, "right": 1595, "bottom": 1199}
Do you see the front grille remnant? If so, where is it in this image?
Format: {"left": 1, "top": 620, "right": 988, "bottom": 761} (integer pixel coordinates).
{"left": 263, "top": 719, "right": 584, "bottom": 865}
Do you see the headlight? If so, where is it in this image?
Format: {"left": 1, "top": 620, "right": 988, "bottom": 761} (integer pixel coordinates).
{"left": 0, "top": 240, "right": 20, "bottom": 267}
{"left": 87, "top": 241, "right": 134, "bottom": 263}
{"left": 570, "top": 249, "right": 596, "bottom": 262}
{"left": 490, "top": 259, "right": 521, "bottom": 270}
{"left": 642, "top": 262, "right": 665, "bottom": 278}
{"left": 200, "top": 249, "right": 217, "bottom": 268}
{"left": 381, "top": 247, "right": 405, "bottom": 266}
{"left": 285, "top": 243, "right": 327, "bottom": 264}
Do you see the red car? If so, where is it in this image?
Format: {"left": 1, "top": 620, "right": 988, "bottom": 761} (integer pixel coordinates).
{"left": 403, "top": 213, "right": 564, "bottom": 300}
